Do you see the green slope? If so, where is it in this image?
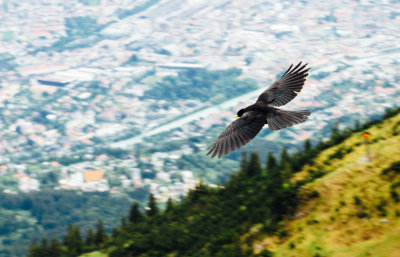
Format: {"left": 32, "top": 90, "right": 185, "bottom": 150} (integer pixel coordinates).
{"left": 29, "top": 108, "right": 400, "bottom": 257}
{"left": 80, "top": 252, "right": 108, "bottom": 257}
{"left": 253, "top": 111, "right": 400, "bottom": 256}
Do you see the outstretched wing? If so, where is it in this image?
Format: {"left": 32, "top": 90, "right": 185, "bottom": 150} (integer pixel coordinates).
{"left": 207, "top": 112, "right": 266, "bottom": 158}
{"left": 256, "top": 62, "right": 309, "bottom": 107}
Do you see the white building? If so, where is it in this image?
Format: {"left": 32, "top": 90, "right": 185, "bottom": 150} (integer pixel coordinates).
{"left": 19, "top": 177, "right": 40, "bottom": 192}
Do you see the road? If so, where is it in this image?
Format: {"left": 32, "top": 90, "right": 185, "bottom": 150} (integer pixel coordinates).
{"left": 110, "top": 87, "right": 264, "bottom": 148}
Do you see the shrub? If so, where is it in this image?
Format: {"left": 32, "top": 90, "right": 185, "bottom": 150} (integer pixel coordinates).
{"left": 356, "top": 210, "right": 370, "bottom": 218}
{"left": 376, "top": 200, "right": 388, "bottom": 217}
{"left": 256, "top": 250, "right": 273, "bottom": 257}
{"left": 309, "top": 190, "right": 320, "bottom": 198}
{"left": 309, "top": 170, "right": 324, "bottom": 179}
{"left": 306, "top": 219, "right": 319, "bottom": 225}
{"left": 382, "top": 161, "right": 400, "bottom": 175}
{"left": 383, "top": 107, "right": 400, "bottom": 119}
{"left": 328, "top": 146, "right": 353, "bottom": 160}
{"left": 390, "top": 190, "right": 400, "bottom": 202}
{"left": 390, "top": 182, "right": 400, "bottom": 202}
{"left": 278, "top": 229, "right": 289, "bottom": 238}
{"left": 392, "top": 121, "right": 400, "bottom": 135}
{"left": 353, "top": 196, "right": 363, "bottom": 206}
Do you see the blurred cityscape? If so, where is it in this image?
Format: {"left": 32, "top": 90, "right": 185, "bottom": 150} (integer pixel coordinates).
{"left": 0, "top": 0, "right": 399, "bottom": 202}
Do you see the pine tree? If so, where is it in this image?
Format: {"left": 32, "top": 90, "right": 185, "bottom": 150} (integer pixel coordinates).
{"left": 330, "top": 123, "right": 341, "bottom": 144}
{"left": 147, "top": 194, "right": 159, "bottom": 217}
{"left": 86, "top": 228, "right": 95, "bottom": 246}
{"left": 129, "top": 202, "right": 143, "bottom": 223}
{"left": 240, "top": 151, "right": 248, "bottom": 173}
{"left": 166, "top": 198, "right": 174, "bottom": 213}
{"left": 247, "top": 152, "right": 262, "bottom": 176}
{"left": 316, "top": 138, "right": 325, "bottom": 151}
{"left": 304, "top": 139, "right": 312, "bottom": 152}
{"left": 95, "top": 219, "right": 108, "bottom": 246}
{"left": 279, "top": 147, "right": 291, "bottom": 168}
{"left": 27, "top": 240, "right": 44, "bottom": 257}
{"left": 63, "top": 224, "right": 83, "bottom": 256}
{"left": 266, "top": 152, "right": 277, "bottom": 173}
{"left": 121, "top": 216, "right": 127, "bottom": 230}
{"left": 40, "top": 238, "right": 48, "bottom": 251}
{"left": 112, "top": 228, "right": 119, "bottom": 239}
{"left": 265, "top": 152, "right": 282, "bottom": 190}
{"left": 279, "top": 147, "right": 292, "bottom": 182}
{"left": 354, "top": 120, "right": 361, "bottom": 131}
{"left": 48, "top": 237, "right": 63, "bottom": 257}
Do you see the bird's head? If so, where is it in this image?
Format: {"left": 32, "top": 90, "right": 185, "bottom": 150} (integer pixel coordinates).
{"left": 235, "top": 109, "right": 245, "bottom": 119}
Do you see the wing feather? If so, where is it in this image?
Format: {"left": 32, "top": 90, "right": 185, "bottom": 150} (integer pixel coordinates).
{"left": 267, "top": 109, "right": 311, "bottom": 131}
{"left": 207, "top": 112, "right": 266, "bottom": 158}
{"left": 257, "top": 62, "right": 310, "bottom": 107}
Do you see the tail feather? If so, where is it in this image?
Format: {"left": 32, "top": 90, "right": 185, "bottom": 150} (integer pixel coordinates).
{"left": 267, "top": 109, "right": 310, "bottom": 131}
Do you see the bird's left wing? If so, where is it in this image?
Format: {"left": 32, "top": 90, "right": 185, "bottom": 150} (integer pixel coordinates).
{"left": 256, "top": 62, "right": 309, "bottom": 107}
{"left": 207, "top": 112, "right": 265, "bottom": 158}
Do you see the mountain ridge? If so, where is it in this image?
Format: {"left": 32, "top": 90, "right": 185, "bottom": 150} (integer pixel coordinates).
{"left": 252, "top": 108, "right": 400, "bottom": 256}
{"left": 27, "top": 107, "right": 400, "bottom": 257}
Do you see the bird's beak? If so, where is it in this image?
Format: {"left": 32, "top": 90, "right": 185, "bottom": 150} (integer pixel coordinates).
{"left": 234, "top": 115, "right": 239, "bottom": 119}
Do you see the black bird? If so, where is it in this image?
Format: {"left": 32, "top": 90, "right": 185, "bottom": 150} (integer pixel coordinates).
{"left": 207, "top": 62, "right": 311, "bottom": 158}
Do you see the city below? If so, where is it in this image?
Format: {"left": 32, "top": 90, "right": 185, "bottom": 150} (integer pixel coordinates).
{"left": 0, "top": 0, "right": 399, "bottom": 204}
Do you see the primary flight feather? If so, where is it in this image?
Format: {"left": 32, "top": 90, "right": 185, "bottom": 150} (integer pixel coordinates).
{"left": 207, "top": 62, "right": 311, "bottom": 158}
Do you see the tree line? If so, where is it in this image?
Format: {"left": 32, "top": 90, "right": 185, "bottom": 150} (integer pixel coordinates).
{"left": 27, "top": 107, "right": 400, "bottom": 257}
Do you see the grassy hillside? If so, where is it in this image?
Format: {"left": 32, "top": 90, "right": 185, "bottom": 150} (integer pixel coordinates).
{"left": 253, "top": 111, "right": 400, "bottom": 256}
{"left": 28, "top": 108, "right": 400, "bottom": 257}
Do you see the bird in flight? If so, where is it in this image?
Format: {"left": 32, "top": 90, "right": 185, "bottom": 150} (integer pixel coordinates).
{"left": 207, "top": 62, "right": 311, "bottom": 158}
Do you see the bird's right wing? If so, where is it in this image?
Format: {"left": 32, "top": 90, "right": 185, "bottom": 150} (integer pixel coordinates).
{"left": 207, "top": 112, "right": 265, "bottom": 158}
{"left": 256, "top": 62, "right": 310, "bottom": 107}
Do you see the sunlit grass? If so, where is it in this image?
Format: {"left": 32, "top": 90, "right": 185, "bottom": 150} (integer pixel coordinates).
{"left": 255, "top": 113, "right": 400, "bottom": 257}
{"left": 80, "top": 251, "right": 108, "bottom": 257}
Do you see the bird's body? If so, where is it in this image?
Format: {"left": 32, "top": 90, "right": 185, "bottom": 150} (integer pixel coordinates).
{"left": 238, "top": 103, "right": 277, "bottom": 116}
{"left": 207, "top": 62, "right": 311, "bottom": 158}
